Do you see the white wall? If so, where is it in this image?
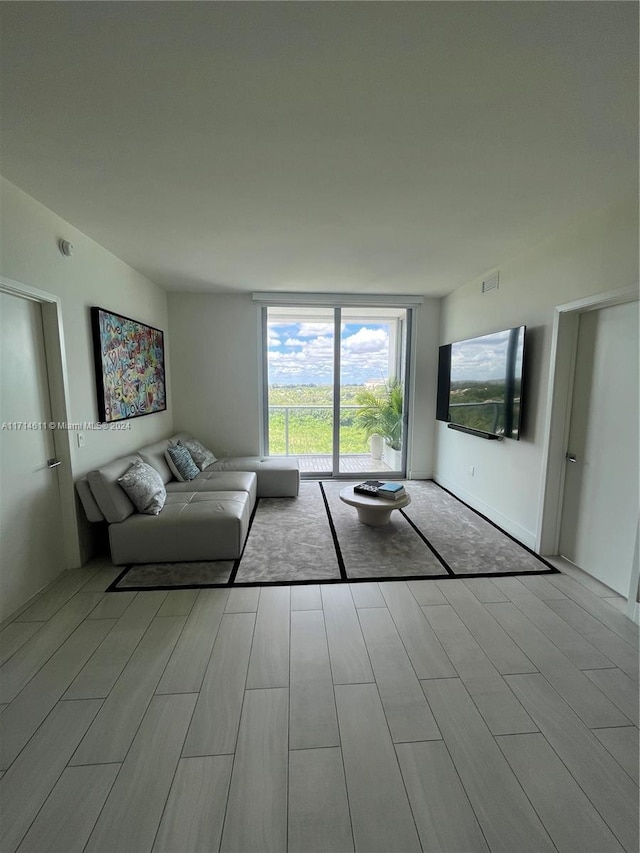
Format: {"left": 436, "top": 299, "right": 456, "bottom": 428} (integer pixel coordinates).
{"left": 435, "top": 196, "right": 639, "bottom": 548}
{"left": 169, "top": 292, "right": 442, "bottom": 474}
{"left": 168, "top": 293, "right": 261, "bottom": 456}
{"left": 0, "top": 178, "right": 172, "bottom": 565}
{"left": 408, "top": 299, "right": 441, "bottom": 479}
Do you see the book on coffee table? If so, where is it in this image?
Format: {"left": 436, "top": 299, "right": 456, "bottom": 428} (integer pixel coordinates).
{"left": 354, "top": 480, "right": 385, "bottom": 496}
{"left": 377, "top": 482, "right": 406, "bottom": 500}
{"left": 354, "top": 480, "right": 406, "bottom": 500}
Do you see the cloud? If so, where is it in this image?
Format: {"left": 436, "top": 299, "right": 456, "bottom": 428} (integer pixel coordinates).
{"left": 267, "top": 322, "right": 392, "bottom": 385}
{"left": 342, "top": 327, "right": 388, "bottom": 354}
{"left": 297, "top": 322, "right": 335, "bottom": 338}
{"left": 268, "top": 334, "right": 334, "bottom": 383}
{"left": 302, "top": 335, "right": 334, "bottom": 356}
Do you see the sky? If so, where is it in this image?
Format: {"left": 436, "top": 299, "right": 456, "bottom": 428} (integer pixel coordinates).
{"left": 450, "top": 328, "right": 525, "bottom": 382}
{"left": 268, "top": 321, "right": 390, "bottom": 385}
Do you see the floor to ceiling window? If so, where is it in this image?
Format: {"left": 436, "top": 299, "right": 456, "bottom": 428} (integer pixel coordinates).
{"left": 261, "top": 303, "right": 412, "bottom": 478}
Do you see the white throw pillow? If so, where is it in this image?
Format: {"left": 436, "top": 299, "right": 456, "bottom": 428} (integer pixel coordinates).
{"left": 117, "top": 460, "right": 166, "bottom": 515}
{"left": 178, "top": 438, "right": 217, "bottom": 471}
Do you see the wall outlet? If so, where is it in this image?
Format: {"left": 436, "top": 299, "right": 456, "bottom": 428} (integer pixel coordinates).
{"left": 470, "top": 465, "right": 475, "bottom": 476}
{"left": 77, "top": 432, "right": 85, "bottom": 448}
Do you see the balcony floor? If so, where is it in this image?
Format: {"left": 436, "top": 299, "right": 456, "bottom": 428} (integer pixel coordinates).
{"left": 296, "top": 454, "right": 393, "bottom": 474}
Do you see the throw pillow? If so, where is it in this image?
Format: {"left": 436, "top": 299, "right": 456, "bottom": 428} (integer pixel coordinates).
{"left": 165, "top": 444, "right": 200, "bottom": 482}
{"left": 117, "top": 461, "right": 166, "bottom": 515}
{"left": 178, "top": 437, "right": 217, "bottom": 471}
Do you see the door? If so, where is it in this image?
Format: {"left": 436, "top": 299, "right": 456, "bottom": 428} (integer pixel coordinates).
{"left": 0, "top": 292, "right": 65, "bottom": 621}
{"left": 559, "top": 301, "right": 639, "bottom": 595}
{"left": 337, "top": 307, "right": 409, "bottom": 475}
{"left": 264, "top": 305, "right": 410, "bottom": 478}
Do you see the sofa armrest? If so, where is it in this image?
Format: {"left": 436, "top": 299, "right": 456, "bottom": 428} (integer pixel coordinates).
{"left": 76, "top": 477, "right": 105, "bottom": 523}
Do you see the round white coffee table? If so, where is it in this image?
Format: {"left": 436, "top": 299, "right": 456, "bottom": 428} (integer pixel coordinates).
{"left": 339, "top": 486, "right": 411, "bottom": 527}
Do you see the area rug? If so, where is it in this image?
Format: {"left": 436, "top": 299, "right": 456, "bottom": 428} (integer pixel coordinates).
{"left": 108, "top": 480, "right": 557, "bottom": 591}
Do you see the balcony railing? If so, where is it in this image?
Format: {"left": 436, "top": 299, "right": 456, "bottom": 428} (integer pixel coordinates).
{"left": 268, "top": 404, "right": 369, "bottom": 457}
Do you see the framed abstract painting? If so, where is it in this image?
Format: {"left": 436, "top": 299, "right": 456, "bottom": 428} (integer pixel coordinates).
{"left": 91, "top": 307, "right": 167, "bottom": 422}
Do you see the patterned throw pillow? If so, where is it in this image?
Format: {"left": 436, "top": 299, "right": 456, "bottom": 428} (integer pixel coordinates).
{"left": 165, "top": 444, "right": 200, "bottom": 482}
{"left": 117, "top": 461, "right": 166, "bottom": 515}
{"left": 178, "top": 438, "right": 217, "bottom": 471}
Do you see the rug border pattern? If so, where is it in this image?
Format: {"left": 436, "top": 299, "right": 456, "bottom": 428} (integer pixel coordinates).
{"left": 107, "top": 480, "right": 558, "bottom": 592}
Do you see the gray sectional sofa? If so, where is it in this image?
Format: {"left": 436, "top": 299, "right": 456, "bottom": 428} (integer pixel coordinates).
{"left": 76, "top": 434, "right": 299, "bottom": 564}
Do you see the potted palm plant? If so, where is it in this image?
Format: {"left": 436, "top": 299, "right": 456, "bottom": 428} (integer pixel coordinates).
{"left": 355, "top": 379, "right": 404, "bottom": 468}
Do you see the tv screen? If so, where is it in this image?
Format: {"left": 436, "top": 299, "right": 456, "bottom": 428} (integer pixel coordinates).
{"left": 436, "top": 326, "right": 526, "bottom": 440}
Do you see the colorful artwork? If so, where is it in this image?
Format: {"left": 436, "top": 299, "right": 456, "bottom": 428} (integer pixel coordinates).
{"left": 91, "top": 307, "right": 166, "bottom": 422}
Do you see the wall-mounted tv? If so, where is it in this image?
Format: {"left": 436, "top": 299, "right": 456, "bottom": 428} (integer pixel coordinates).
{"left": 436, "top": 326, "right": 526, "bottom": 440}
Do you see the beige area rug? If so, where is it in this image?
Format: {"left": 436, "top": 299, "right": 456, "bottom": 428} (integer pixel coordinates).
{"left": 319, "top": 480, "right": 445, "bottom": 579}
{"left": 109, "top": 480, "right": 556, "bottom": 590}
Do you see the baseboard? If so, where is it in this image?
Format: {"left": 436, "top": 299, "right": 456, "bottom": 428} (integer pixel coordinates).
{"left": 0, "top": 567, "right": 70, "bottom": 630}
{"left": 407, "top": 470, "right": 431, "bottom": 480}
{"left": 434, "top": 475, "right": 537, "bottom": 550}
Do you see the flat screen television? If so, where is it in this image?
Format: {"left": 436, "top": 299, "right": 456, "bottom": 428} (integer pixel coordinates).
{"left": 436, "top": 326, "right": 526, "bottom": 440}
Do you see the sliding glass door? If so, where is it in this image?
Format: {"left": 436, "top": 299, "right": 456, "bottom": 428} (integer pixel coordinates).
{"left": 265, "top": 307, "right": 335, "bottom": 476}
{"left": 264, "top": 304, "right": 411, "bottom": 478}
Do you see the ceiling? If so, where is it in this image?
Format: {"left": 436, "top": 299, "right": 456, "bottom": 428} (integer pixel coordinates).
{"left": 0, "top": 2, "right": 636, "bottom": 297}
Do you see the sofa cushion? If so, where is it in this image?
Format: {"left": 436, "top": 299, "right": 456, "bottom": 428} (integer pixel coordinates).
{"left": 165, "top": 444, "right": 199, "bottom": 481}
{"left": 108, "top": 491, "right": 252, "bottom": 564}
{"left": 206, "top": 456, "right": 299, "bottom": 497}
{"left": 76, "top": 477, "right": 105, "bottom": 523}
{"left": 168, "top": 432, "right": 190, "bottom": 445}
{"left": 138, "top": 440, "right": 173, "bottom": 484}
{"left": 167, "top": 470, "right": 258, "bottom": 504}
{"left": 178, "top": 437, "right": 217, "bottom": 470}
{"left": 118, "top": 461, "right": 167, "bottom": 515}
{"left": 86, "top": 454, "right": 141, "bottom": 523}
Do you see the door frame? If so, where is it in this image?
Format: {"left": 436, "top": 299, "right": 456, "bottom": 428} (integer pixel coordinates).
{"left": 254, "top": 294, "right": 421, "bottom": 478}
{"left": 0, "top": 275, "right": 80, "bottom": 568}
{"left": 536, "top": 285, "right": 639, "bottom": 617}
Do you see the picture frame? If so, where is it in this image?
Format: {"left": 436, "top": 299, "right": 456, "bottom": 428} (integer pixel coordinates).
{"left": 91, "top": 306, "right": 167, "bottom": 422}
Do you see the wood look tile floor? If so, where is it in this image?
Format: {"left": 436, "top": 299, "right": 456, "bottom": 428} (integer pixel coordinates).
{"left": 0, "top": 558, "right": 638, "bottom": 853}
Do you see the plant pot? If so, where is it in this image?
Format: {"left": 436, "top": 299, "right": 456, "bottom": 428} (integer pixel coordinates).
{"left": 370, "top": 433, "right": 383, "bottom": 461}
{"left": 382, "top": 441, "right": 402, "bottom": 471}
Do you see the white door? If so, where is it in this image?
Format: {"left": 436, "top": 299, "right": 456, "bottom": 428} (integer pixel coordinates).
{"left": 0, "top": 292, "right": 65, "bottom": 621}
{"left": 559, "top": 300, "right": 639, "bottom": 595}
